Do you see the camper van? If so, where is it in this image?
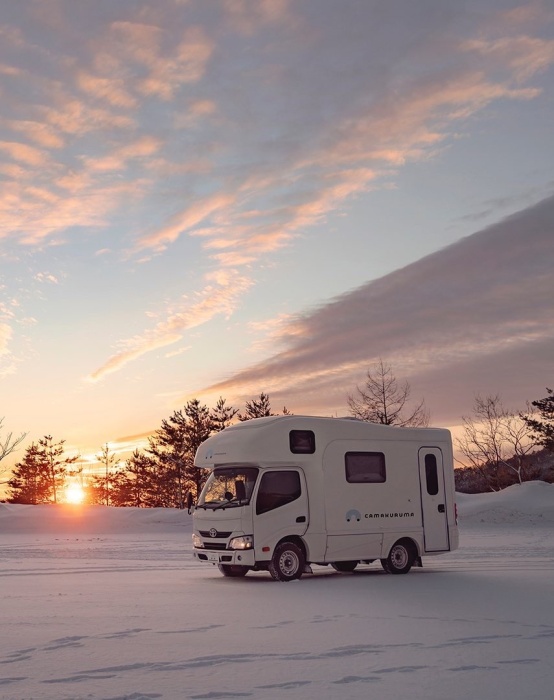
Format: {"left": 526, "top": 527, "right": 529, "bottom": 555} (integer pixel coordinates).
{"left": 191, "top": 415, "right": 458, "bottom": 581}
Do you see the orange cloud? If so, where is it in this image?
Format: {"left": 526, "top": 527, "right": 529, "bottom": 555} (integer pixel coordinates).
{"left": 463, "top": 35, "right": 554, "bottom": 82}
{"left": 0, "top": 141, "right": 46, "bottom": 166}
{"left": 7, "top": 120, "right": 64, "bottom": 149}
{"left": 0, "top": 322, "right": 12, "bottom": 355}
{"left": 136, "top": 193, "right": 236, "bottom": 253}
{"left": 76, "top": 71, "right": 137, "bottom": 108}
{"left": 87, "top": 270, "right": 253, "bottom": 382}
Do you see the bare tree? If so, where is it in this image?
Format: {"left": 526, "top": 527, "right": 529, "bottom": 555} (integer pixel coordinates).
{"left": 347, "top": 359, "right": 429, "bottom": 427}
{"left": 0, "top": 417, "right": 27, "bottom": 479}
{"left": 456, "top": 395, "right": 537, "bottom": 491}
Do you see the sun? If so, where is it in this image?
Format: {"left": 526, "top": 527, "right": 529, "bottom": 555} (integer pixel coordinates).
{"left": 65, "top": 483, "right": 86, "bottom": 505}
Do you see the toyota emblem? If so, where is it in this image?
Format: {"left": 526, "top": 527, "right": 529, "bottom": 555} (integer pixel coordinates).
{"left": 209, "top": 528, "right": 217, "bottom": 538}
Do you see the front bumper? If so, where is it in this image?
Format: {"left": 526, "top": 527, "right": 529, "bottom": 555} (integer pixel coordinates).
{"left": 193, "top": 548, "right": 256, "bottom": 567}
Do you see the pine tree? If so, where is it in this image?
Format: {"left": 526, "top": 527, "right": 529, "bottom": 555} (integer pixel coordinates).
{"left": 90, "top": 444, "right": 121, "bottom": 506}
{"left": 148, "top": 399, "right": 214, "bottom": 507}
{"left": 7, "top": 436, "right": 77, "bottom": 504}
{"left": 38, "top": 435, "right": 78, "bottom": 503}
{"left": 210, "top": 397, "right": 239, "bottom": 432}
{"left": 118, "top": 450, "right": 159, "bottom": 507}
{"left": 7, "top": 443, "right": 48, "bottom": 504}
{"left": 523, "top": 387, "right": 554, "bottom": 452}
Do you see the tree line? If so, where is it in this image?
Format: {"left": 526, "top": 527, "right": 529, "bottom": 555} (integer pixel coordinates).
{"left": 3, "top": 393, "right": 290, "bottom": 507}
{"left": 2, "top": 362, "right": 553, "bottom": 505}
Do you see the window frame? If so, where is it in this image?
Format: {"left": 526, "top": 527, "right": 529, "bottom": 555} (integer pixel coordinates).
{"left": 344, "top": 451, "right": 387, "bottom": 484}
{"left": 289, "top": 430, "right": 316, "bottom": 454}
{"left": 256, "top": 469, "right": 302, "bottom": 515}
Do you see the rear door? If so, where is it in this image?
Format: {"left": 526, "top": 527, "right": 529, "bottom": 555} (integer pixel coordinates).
{"left": 418, "top": 448, "right": 450, "bottom": 551}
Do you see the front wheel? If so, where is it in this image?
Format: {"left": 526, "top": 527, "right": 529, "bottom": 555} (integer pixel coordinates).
{"left": 269, "top": 541, "right": 305, "bottom": 582}
{"left": 331, "top": 561, "right": 358, "bottom": 573}
{"left": 381, "top": 540, "right": 415, "bottom": 575}
{"left": 218, "top": 564, "right": 249, "bottom": 578}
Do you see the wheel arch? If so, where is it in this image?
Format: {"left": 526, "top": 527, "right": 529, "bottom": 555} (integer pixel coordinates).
{"left": 275, "top": 534, "right": 308, "bottom": 560}
{"left": 383, "top": 535, "right": 420, "bottom": 559}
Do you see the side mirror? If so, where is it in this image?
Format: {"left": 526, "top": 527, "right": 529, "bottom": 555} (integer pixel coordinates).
{"left": 186, "top": 492, "right": 194, "bottom": 513}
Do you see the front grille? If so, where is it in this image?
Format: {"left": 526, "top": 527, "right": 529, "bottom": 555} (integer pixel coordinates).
{"left": 199, "top": 530, "right": 232, "bottom": 538}
{"left": 203, "top": 542, "right": 228, "bottom": 551}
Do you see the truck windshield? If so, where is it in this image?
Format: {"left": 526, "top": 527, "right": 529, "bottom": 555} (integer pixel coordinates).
{"left": 198, "top": 466, "right": 259, "bottom": 509}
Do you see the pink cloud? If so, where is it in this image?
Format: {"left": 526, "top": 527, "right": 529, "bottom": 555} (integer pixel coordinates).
{"left": 136, "top": 193, "right": 236, "bottom": 253}
{"left": 197, "top": 195, "right": 554, "bottom": 423}
{"left": 87, "top": 270, "right": 253, "bottom": 381}
{"left": 76, "top": 71, "right": 137, "bottom": 108}
{"left": 0, "top": 141, "right": 46, "bottom": 167}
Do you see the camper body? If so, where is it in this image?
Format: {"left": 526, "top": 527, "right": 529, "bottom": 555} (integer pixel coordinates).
{"left": 192, "top": 415, "right": 458, "bottom": 581}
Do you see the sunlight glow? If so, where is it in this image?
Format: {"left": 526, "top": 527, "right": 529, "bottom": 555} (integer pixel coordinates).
{"left": 65, "top": 483, "right": 86, "bottom": 505}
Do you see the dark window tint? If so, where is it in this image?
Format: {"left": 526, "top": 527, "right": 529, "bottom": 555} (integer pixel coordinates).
{"left": 424, "top": 454, "right": 439, "bottom": 495}
{"left": 345, "top": 452, "right": 386, "bottom": 483}
{"left": 256, "top": 471, "right": 302, "bottom": 515}
{"left": 290, "top": 430, "right": 315, "bottom": 454}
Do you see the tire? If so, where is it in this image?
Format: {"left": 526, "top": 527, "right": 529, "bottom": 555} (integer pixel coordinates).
{"left": 218, "top": 564, "right": 249, "bottom": 578}
{"left": 381, "top": 540, "right": 415, "bottom": 575}
{"left": 331, "top": 561, "right": 358, "bottom": 573}
{"left": 269, "top": 541, "right": 305, "bottom": 582}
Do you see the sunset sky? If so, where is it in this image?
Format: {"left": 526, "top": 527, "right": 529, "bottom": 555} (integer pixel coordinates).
{"left": 1, "top": 0, "right": 553, "bottom": 477}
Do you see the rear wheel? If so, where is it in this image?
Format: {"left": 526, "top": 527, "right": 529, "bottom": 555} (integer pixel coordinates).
{"left": 331, "top": 561, "right": 358, "bottom": 573}
{"left": 269, "top": 541, "right": 305, "bottom": 582}
{"left": 218, "top": 564, "right": 249, "bottom": 577}
{"left": 381, "top": 540, "right": 415, "bottom": 575}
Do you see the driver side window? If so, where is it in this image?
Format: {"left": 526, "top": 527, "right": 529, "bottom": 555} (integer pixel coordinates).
{"left": 256, "top": 471, "right": 301, "bottom": 515}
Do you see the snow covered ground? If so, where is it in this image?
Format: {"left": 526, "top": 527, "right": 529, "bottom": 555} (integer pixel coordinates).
{"left": 1, "top": 481, "right": 553, "bottom": 700}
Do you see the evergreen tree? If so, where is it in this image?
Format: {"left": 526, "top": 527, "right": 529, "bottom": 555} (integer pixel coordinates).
{"left": 7, "top": 443, "right": 48, "bottom": 504}
{"left": 38, "top": 435, "right": 78, "bottom": 504}
{"left": 7, "top": 436, "right": 77, "bottom": 503}
{"left": 210, "top": 397, "right": 239, "bottom": 432}
{"left": 523, "top": 387, "right": 554, "bottom": 452}
{"left": 117, "top": 450, "right": 159, "bottom": 507}
{"left": 89, "top": 444, "right": 121, "bottom": 506}
{"left": 238, "top": 392, "right": 291, "bottom": 421}
{"left": 148, "top": 399, "right": 214, "bottom": 507}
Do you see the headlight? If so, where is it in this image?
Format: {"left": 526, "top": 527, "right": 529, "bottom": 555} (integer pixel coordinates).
{"left": 192, "top": 533, "right": 203, "bottom": 548}
{"left": 229, "top": 535, "right": 253, "bottom": 550}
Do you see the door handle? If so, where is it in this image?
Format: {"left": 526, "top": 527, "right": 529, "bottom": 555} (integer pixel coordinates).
{"left": 438, "top": 504, "right": 445, "bottom": 513}
{"left": 296, "top": 516, "right": 306, "bottom": 523}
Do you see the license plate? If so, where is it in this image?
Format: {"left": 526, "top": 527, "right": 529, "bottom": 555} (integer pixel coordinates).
{"left": 207, "top": 552, "right": 220, "bottom": 562}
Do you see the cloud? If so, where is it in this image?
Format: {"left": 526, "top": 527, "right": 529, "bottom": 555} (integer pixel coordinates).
{"left": 198, "top": 195, "right": 554, "bottom": 423}
{"left": 135, "top": 193, "right": 236, "bottom": 253}
{"left": 0, "top": 141, "right": 47, "bottom": 167}
{"left": 224, "top": 0, "right": 295, "bottom": 35}
{"left": 87, "top": 269, "right": 253, "bottom": 382}
{"left": 462, "top": 35, "right": 554, "bottom": 83}
{"left": 104, "top": 22, "right": 215, "bottom": 100}
{"left": 76, "top": 71, "right": 137, "bottom": 109}
{"left": 0, "top": 322, "right": 12, "bottom": 356}
{"left": 34, "top": 272, "right": 59, "bottom": 284}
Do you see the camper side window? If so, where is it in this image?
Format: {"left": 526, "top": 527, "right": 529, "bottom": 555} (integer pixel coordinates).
{"left": 256, "top": 471, "right": 301, "bottom": 515}
{"left": 424, "top": 453, "right": 439, "bottom": 495}
{"left": 345, "top": 452, "right": 386, "bottom": 483}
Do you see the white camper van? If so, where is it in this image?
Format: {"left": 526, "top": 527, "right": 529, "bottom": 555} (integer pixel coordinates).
{"left": 191, "top": 415, "right": 458, "bottom": 581}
